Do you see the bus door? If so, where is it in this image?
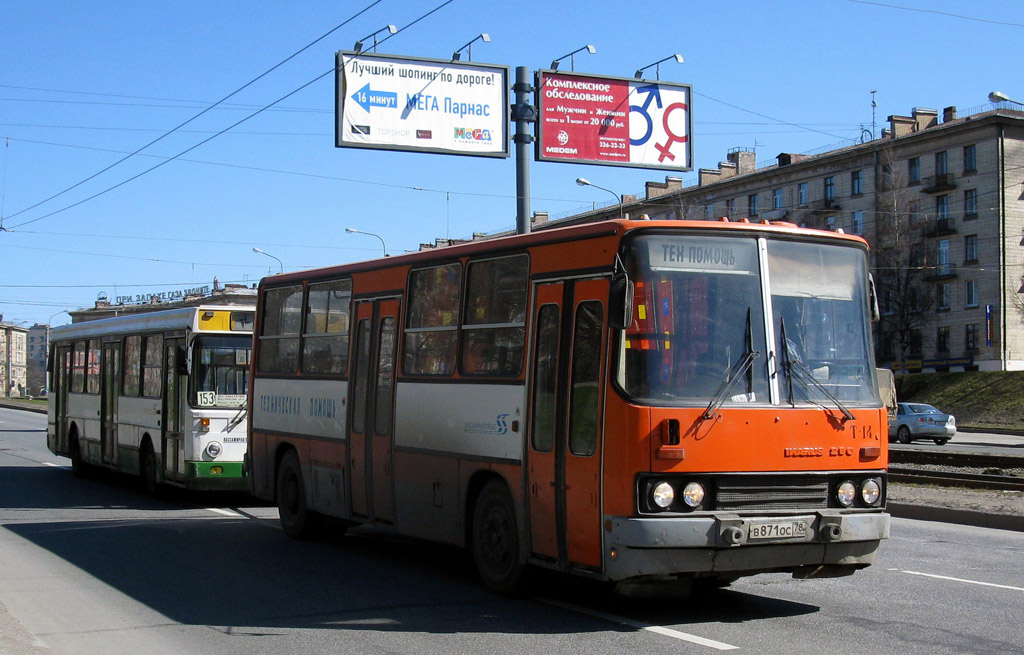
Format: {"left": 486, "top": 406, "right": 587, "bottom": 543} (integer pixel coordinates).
{"left": 54, "top": 345, "right": 72, "bottom": 452}
{"left": 527, "top": 278, "right": 607, "bottom": 570}
{"left": 162, "top": 338, "right": 185, "bottom": 480}
{"left": 100, "top": 342, "right": 120, "bottom": 464}
{"left": 348, "top": 297, "right": 399, "bottom": 523}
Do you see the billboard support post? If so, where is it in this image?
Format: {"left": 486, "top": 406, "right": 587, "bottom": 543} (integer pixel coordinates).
{"left": 513, "top": 66, "right": 535, "bottom": 234}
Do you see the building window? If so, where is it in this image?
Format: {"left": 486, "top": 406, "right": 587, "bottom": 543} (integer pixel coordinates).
{"left": 909, "top": 329, "right": 923, "bottom": 356}
{"left": 935, "top": 151, "right": 948, "bottom": 176}
{"left": 965, "top": 280, "right": 978, "bottom": 308}
{"left": 936, "top": 194, "right": 949, "bottom": 220}
{"left": 937, "top": 239, "right": 951, "bottom": 275}
{"left": 965, "top": 234, "right": 978, "bottom": 263}
{"left": 772, "top": 188, "right": 783, "bottom": 210}
{"left": 705, "top": 204, "right": 714, "bottom": 219}
{"left": 826, "top": 215, "right": 836, "bottom": 231}
{"left": 964, "top": 189, "right": 978, "bottom": 219}
{"left": 966, "top": 324, "right": 979, "bottom": 351}
{"left": 798, "top": 182, "right": 808, "bottom": 205}
{"left": 851, "top": 211, "right": 864, "bottom": 235}
{"left": 748, "top": 193, "right": 758, "bottom": 216}
{"left": 908, "top": 157, "right": 921, "bottom": 184}
{"left": 963, "top": 144, "right": 976, "bottom": 173}
{"left": 937, "top": 326, "right": 950, "bottom": 352}
{"left": 851, "top": 170, "right": 862, "bottom": 195}
{"left": 823, "top": 176, "right": 835, "bottom": 200}
{"left": 725, "top": 198, "right": 734, "bottom": 216}
{"left": 938, "top": 283, "right": 951, "bottom": 310}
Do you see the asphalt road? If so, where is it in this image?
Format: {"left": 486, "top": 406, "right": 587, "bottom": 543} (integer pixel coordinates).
{"left": 2, "top": 408, "right": 1022, "bottom": 655}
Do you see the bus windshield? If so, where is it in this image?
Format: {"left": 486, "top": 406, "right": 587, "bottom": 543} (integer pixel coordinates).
{"left": 617, "top": 233, "right": 877, "bottom": 407}
{"left": 191, "top": 335, "right": 251, "bottom": 408}
{"left": 618, "top": 234, "right": 770, "bottom": 404}
{"left": 768, "top": 240, "right": 877, "bottom": 404}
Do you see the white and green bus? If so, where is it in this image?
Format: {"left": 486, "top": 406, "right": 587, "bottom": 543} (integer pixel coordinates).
{"left": 47, "top": 306, "right": 254, "bottom": 491}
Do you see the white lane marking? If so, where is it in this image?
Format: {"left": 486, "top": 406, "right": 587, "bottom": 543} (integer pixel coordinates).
{"left": 205, "top": 507, "right": 245, "bottom": 518}
{"left": 540, "top": 599, "right": 739, "bottom": 650}
{"left": 896, "top": 569, "right": 1024, "bottom": 592}
{"left": 42, "top": 462, "right": 64, "bottom": 467}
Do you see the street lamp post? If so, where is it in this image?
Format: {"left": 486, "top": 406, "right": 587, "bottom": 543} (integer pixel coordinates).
{"left": 989, "top": 91, "right": 1024, "bottom": 108}
{"left": 576, "top": 177, "right": 624, "bottom": 219}
{"left": 345, "top": 227, "right": 388, "bottom": 257}
{"left": 634, "top": 53, "right": 684, "bottom": 80}
{"left": 252, "top": 247, "right": 283, "bottom": 274}
{"left": 550, "top": 45, "right": 596, "bottom": 71}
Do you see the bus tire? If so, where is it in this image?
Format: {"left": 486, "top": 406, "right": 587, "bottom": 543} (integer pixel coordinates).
{"left": 276, "top": 450, "right": 315, "bottom": 539}
{"left": 69, "top": 428, "right": 88, "bottom": 478}
{"left": 471, "top": 479, "right": 526, "bottom": 595}
{"left": 140, "top": 439, "right": 159, "bottom": 495}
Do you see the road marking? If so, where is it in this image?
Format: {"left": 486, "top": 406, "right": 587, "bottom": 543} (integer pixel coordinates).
{"left": 895, "top": 569, "right": 1024, "bottom": 592}
{"left": 42, "top": 462, "right": 64, "bottom": 467}
{"left": 205, "top": 507, "right": 246, "bottom": 518}
{"left": 540, "top": 599, "right": 739, "bottom": 650}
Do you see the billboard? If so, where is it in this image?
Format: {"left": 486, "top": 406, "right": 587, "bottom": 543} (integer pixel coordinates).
{"left": 335, "top": 51, "right": 509, "bottom": 158}
{"left": 535, "top": 70, "right": 692, "bottom": 171}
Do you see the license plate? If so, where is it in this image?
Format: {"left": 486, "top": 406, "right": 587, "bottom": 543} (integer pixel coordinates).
{"left": 748, "top": 520, "right": 809, "bottom": 540}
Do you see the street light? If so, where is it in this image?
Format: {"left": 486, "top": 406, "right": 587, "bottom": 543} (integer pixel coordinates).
{"left": 353, "top": 24, "right": 398, "bottom": 53}
{"left": 452, "top": 33, "right": 491, "bottom": 62}
{"left": 346, "top": 227, "right": 388, "bottom": 257}
{"left": 989, "top": 91, "right": 1024, "bottom": 108}
{"left": 551, "top": 45, "right": 596, "bottom": 71}
{"left": 576, "top": 177, "right": 623, "bottom": 218}
{"left": 634, "top": 53, "right": 684, "bottom": 80}
{"left": 252, "top": 247, "right": 283, "bottom": 274}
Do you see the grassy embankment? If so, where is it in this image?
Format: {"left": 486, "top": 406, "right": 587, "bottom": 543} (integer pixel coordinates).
{"left": 896, "top": 371, "right": 1024, "bottom": 431}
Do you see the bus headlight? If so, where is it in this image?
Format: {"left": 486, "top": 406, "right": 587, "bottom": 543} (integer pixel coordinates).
{"left": 836, "top": 480, "right": 857, "bottom": 507}
{"left": 860, "top": 478, "right": 882, "bottom": 506}
{"left": 681, "top": 482, "right": 706, "bottom": 508}
{"left": 651, "top": 482, "right": 675, "bottom": 508}
{"left": 205, "top": 441, "right": 223, "bottom": 459}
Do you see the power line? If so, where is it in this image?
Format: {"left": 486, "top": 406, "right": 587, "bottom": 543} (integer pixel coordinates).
{"left": 2, "top": 0, "right": 384, "bottom": 224}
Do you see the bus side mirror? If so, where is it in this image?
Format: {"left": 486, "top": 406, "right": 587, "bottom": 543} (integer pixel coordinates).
{"left": 608, "top": 275, "right": 634, "bottom": 331}
{"left": 868, "top": 274, "right": 880, "bottom": 323}
{"left": 178, "top": 346, "right": 189, "bottom": 376}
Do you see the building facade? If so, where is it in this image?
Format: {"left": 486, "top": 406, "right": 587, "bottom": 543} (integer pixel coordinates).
{"left": 559, "top": 104, "right": 1024, "bottom": 373}
{"left": 1, "top": 322, "right": 29, "bottom": 397}
{"left": 26, "top": 324, "right": 49, "bottom": 396}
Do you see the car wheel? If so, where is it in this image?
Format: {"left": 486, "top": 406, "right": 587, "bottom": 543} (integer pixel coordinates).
{"left": 896, "top": 425, "right": 911, "bottom": 444}
{"left": 934, "top": 438, "right": 949, "bottom": 446}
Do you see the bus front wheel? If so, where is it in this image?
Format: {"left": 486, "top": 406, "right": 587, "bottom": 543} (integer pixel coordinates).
{"left": 276, "top": 450, "right": 315, "bottom": 539}
{"left": 471, "top": 479, "right": 526, "bottom": 594}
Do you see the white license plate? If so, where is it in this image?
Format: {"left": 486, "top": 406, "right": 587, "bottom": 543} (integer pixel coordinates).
{"left": 748, "top": 520, "right": 809, "bottom": 540}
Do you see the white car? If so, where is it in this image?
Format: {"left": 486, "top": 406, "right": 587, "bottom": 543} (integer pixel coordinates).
{"left": 889, "top": 402, "right": 956, "bottom": 445}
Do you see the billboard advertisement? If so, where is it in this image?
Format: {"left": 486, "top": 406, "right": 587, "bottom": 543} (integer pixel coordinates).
{"left": 335, "top": 51, "right": 509, "bottom": 158}
{"left": 535, "top": 70, "right": 692, "bottom": 171}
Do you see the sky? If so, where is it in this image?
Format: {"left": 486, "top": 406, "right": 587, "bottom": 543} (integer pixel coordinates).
{"left": 1, "top": 0, "right": 1021, "bottom": 327}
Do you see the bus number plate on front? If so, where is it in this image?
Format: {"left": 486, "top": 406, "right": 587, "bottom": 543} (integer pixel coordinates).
{"left": 748, "top": 520, "right": 808, "bottom": 540}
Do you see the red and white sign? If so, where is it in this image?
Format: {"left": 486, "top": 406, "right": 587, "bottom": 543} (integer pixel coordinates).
{"left": 535, "top": 70, "right": 692, "bottom": 171}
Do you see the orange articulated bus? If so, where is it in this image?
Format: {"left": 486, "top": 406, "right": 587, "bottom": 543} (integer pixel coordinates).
{"left": 246, "top": 219, "right": 889, "bottom": 594}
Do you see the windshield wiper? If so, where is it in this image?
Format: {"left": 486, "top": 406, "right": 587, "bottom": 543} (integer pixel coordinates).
{"left": 779, "top": 318, "right": 854, "bottom": 422}
{"left": 702, "top": 308, "right": 760, "bottom": 420}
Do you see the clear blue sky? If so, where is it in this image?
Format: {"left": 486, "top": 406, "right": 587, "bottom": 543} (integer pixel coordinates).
{"left": 1, "top": 0, "right": 1019, "bottom": 326}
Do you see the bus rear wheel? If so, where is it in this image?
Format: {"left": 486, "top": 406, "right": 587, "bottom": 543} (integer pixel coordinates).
{"left": 471, "top": 479, "right": 526, "bottom": 594}
{"left": 140, "top": 440, "right": 159, "bottom": 495}
{"left": 69, "top": 429, "right": 88, "bottom": 478}
{"left": 276, "top": 450, "right": 315, "bottom": 539}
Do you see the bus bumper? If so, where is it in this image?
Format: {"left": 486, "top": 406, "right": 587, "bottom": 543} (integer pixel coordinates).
{"left": 603, "top": 510, "right": 889, "bottom": 582}
{"left": 185, "top": 461, "right": 248, "bottom": 491}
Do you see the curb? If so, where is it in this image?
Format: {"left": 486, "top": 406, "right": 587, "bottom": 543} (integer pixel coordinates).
{"left": 888, "top": 502, "right": 1024, "bottom": 532}
{"left": 0, "top": 401, "right": 46, "bottom": 415}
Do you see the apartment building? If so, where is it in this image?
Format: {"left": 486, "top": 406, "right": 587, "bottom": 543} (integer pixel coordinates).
{"left": 0, "top": 321, "right": 29, "bottom": 397}
{"left": 560, "top": 104, "right": 1024, "bottom": 373}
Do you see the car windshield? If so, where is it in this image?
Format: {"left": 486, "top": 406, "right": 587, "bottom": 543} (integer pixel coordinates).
{"left": 616, "top": 233, "right": 878, "bottom": 409}
{"left": 907, "top": 403, "right": 940, "bottom": 414}
{"left": 191, "top": 335, "right": 251, "bottom": 407}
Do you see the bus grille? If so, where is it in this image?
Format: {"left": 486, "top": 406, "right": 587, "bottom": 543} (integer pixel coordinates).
{"left": 716, "top": 476, "right": 830, "bottom": 510}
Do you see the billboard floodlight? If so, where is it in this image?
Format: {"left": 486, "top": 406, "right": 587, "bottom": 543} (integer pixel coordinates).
{"left": 551, "top": 45, "right": 596, "bottom": 71}
{"left": 452, "top": 33, "right": 491, "bottom": 62}
{"left": 354, "top": 24, "right": 398, "bottom": 53}
{"left": 634, "top": 53, "right": 684, "bottom": 80}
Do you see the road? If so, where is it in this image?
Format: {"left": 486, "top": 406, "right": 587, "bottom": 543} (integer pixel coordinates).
{"left": 890, "top": 429, "right": 1024, "bottom": 458}
{"left": 2, "top": 408, "right": 1022, "bottom": 655}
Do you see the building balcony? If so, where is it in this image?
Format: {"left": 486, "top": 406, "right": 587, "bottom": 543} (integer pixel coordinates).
{"left": 924, "top": 262, "right": 958, "bottom": 281}
{"left": 812, "top": 197, "right": 841, "bottom": 212}
{"left": 922, "top": 215, "right": 957, "bottom": 237}
{"left": 921, "top": 172, "right": 957, "bottom": 193}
